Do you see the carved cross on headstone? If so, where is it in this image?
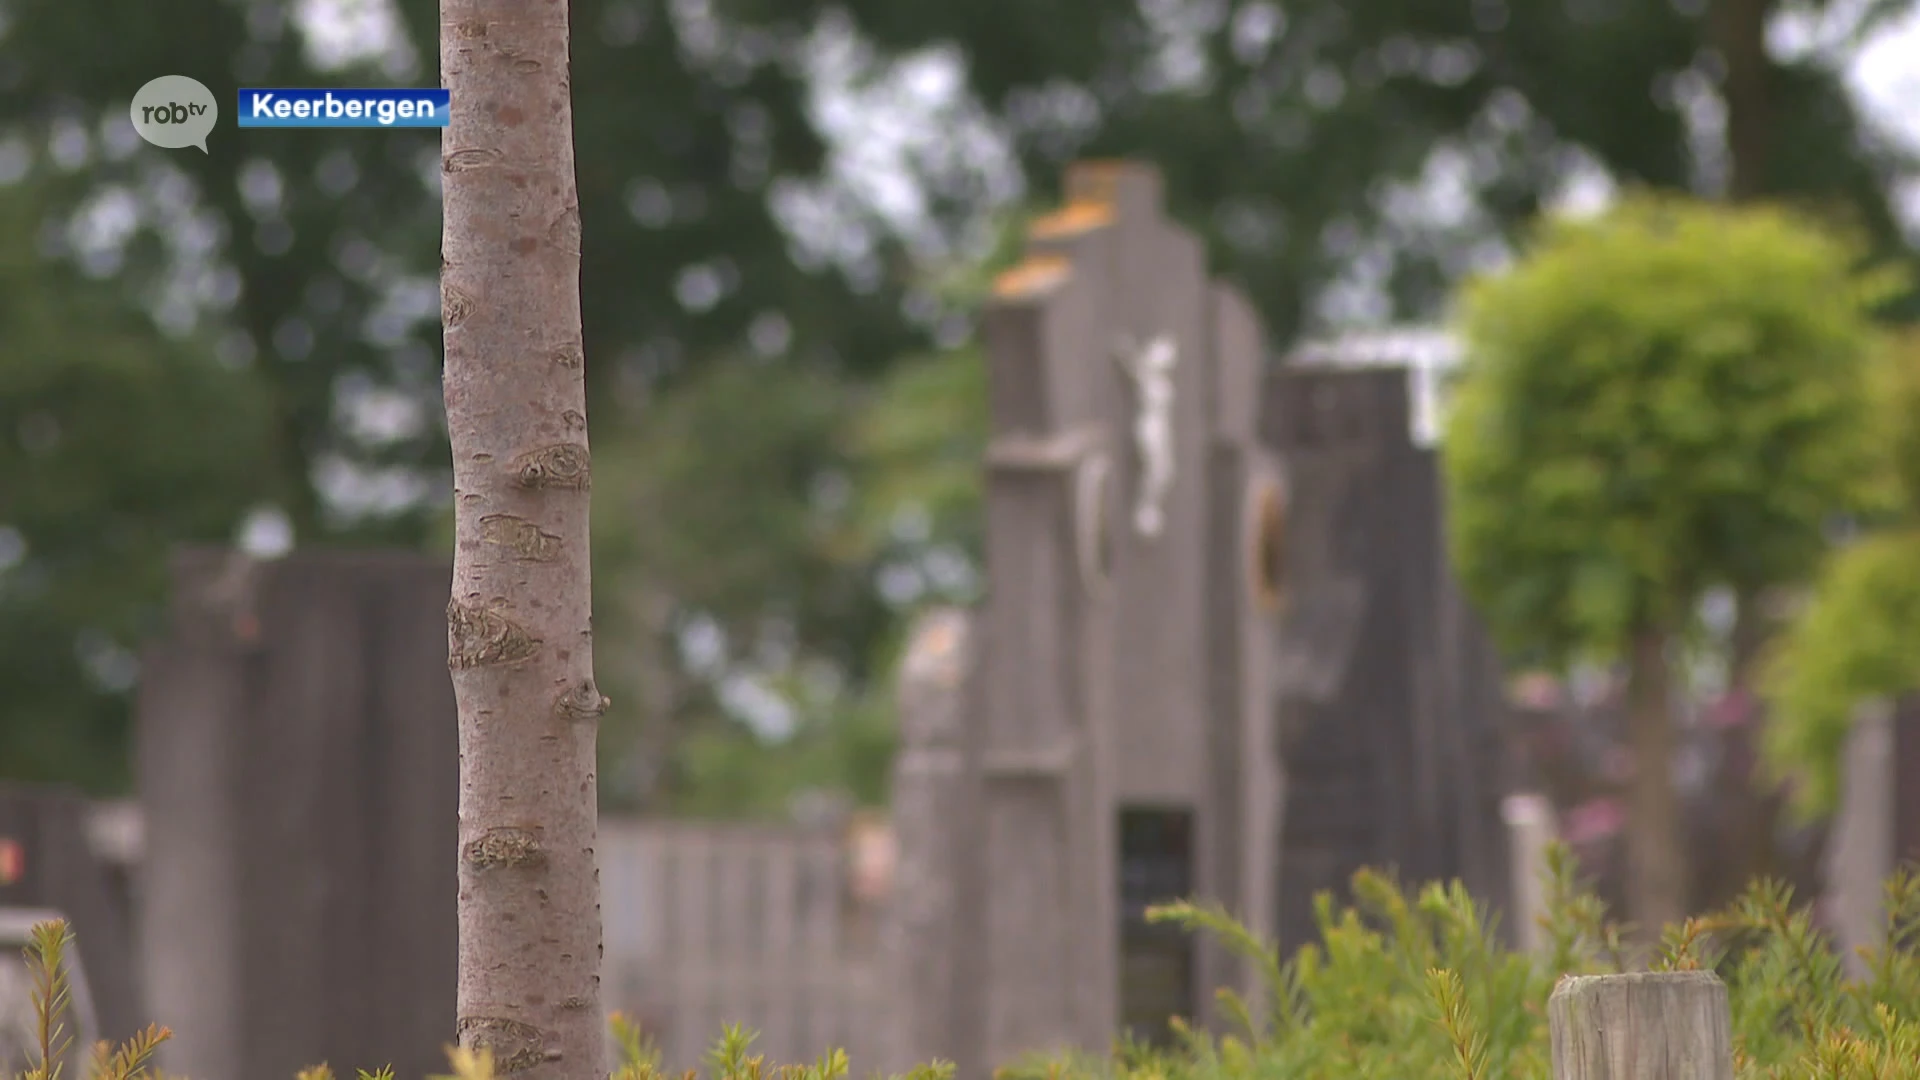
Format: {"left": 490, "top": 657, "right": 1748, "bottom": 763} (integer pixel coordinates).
{"left": 1113, "top": 333, "right": 1178, "bottom": 538}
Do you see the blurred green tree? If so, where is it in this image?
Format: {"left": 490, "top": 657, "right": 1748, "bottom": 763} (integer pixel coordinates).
{"left": 839, "top": 0, "right": 1920, "bottom": 336}
{"left": 0, "top": 181, "right": 279, "bottom": 791}
{"left": 576, "top": 217, "right": 1006, "bottom": 815}
{"left": 1762, "top": 331, "right": 1920, "bottom": 815}
{"left": 0, "top": 0, "right": 930, "bottom": 545}
{"left": 583, "top": 337, "right": 989, "bottom": 814}
{"left": 4, "top": 0, "right": 1916, "bottom": 809}
{"left": 0, "top": 0, "right": 930, "bottom": 797}
{"left": 1442, "top": 195, "right": 1895, "bottom": 932}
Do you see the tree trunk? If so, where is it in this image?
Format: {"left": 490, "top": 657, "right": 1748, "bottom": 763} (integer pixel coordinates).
{"left": 1709, "top": 0, "right": 1772, "bottom": 200}
{"left": 1727, "top": 589, "right": 1768, "bottom": 691}
{"left": 624, "top": 580, "right": 682, "bottom": 813}
{"left": 440, "top": 1, "right": 608, "bottom": 1076}
{"left": 1717, "top": 589, "right": 1776, "bottom": 894}
{"left": 1625, "top": 630, "right": 1689, "bottom": 940}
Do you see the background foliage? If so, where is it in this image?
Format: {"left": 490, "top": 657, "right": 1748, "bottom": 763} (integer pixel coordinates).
{"left": 2, "top": 0, "right": 1917, "bottom": 812}
{"left": 1443, "top": 196, "right": 1891, "bottom": 665}
{"left": 0, "top": 181, "right": 277, "bottom": 790}
{"left": 1762, "top": 332, "right": 1920, "bottom": 816}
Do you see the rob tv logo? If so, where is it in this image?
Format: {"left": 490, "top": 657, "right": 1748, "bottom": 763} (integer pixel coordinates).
{"left": 129, "top": 75, "right": 219, "bottom": 153}
{"left": 141, "top": 100, "right": 210, "bottom": 126}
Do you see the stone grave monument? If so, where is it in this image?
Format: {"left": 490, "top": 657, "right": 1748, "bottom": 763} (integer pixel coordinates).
{"left": 1261, "top": 331, "right": 1515, "bottom": 953}
{"left": 887, "top": 160, "right": 1289, "bottom": 1078}
{"left": 135, "top": 548, "right": 457, "bottom": 1080}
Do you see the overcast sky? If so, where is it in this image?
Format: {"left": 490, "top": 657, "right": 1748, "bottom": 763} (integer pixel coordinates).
{"left": 1838, "top": 5, "right": 1920, "bottom": 147}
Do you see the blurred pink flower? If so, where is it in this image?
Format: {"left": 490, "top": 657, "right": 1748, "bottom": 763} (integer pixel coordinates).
{"left": 1564, "top": 797, "right": 1625, "bottom": 844}
{"left": 1706, "top": 689, "right": 1755, "bottom": 730}
{"left": 1510, "top": 672, "right": 1564, "bottom": 710}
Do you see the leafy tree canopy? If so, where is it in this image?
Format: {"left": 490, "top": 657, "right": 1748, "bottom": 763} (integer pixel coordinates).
{"left": 580, "top": 338, "right": 989, "bottom": 814}
{"left": 1762, "top": 332, "right": 1920, "bottom": 815}
{"left": 0, "top": 181, "right": 278, "bottom": 791}
{"left": 5, "top": 0, "right": 1919, "bottom": 806}
{"left": 836, "top": 0, "right": 1919, "bottom": 336}
{"left": 1761, "top": 529, "right": 1920, "bottom": 815}
{"left": 1443, "top": 195, "right": 1896, "bottom": 667}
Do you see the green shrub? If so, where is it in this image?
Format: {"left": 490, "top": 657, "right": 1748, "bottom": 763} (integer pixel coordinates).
{"left": 1002, "top": 845, "right": 1920, "bottom": 1080}
{"left": 5, "top": 920, "right": 954, "bottom": 1080}
{"left": 11, "top": 845, "right": 1920, "bottom": 1080}
{"left": 1761, "top": 333, "right": 1920, "bottom": 818}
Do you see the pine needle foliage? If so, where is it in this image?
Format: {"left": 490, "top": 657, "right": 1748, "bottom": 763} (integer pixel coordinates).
{"left": 10, "top": 851, "right": 1920, "bottom": 1080}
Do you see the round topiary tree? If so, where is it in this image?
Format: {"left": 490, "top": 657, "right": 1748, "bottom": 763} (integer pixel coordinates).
{"left": 1443, "top": 196, "right": 1894, "bottom": 934}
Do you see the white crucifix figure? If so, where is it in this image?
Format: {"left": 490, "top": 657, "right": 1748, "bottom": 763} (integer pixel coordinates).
{"left": 1114, "top": 332, "right": 1178, "bottom": 538}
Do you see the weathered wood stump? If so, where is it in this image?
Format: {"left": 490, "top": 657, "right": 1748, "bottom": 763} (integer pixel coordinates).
{"left": 1549, "top": 972, "right": 1734, "bottom": 1080}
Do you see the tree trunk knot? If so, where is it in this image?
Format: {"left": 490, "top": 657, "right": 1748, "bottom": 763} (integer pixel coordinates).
{"left": 480, "top": 514, "right": 562, "bottom": 562}
{"left": 554, "top": 681, "right": 610, "bottom": 722}
{"left": 447, "top": 599, "right": 540, "bottom": 668}
{"left": 464, "top": 827, "right": 546, "bottom": 870}
{"left": 511, "top": 444, "right": 590, "bottom": 490}
{"left": 457, "top": 1016, "right": 547, "bottom": 1073}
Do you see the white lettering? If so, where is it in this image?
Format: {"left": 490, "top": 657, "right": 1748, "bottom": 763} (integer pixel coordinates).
{"left": 241, "top": 90, "right": 444, "bottom": 125}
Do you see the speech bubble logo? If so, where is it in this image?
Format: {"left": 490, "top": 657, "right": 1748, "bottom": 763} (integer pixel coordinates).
{"left": 130, "top": 75, "right": 219, "bottom": 153}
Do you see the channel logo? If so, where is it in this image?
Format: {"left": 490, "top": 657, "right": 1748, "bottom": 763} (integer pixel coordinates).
{"left": 130, "top": 75, "right": 219, "bottom": 152}
{"left": 238, "top": 88, "right": 450, "bottom": 129}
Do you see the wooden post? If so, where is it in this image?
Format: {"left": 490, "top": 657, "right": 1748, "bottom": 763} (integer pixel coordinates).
{"left": 1549, "top": 972, "right": 1733, "bottom": 1080}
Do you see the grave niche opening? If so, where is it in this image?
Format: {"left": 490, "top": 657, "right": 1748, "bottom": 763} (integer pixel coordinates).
{"left": 1117, "top": 806, "right": 1196, "bottom": 1048}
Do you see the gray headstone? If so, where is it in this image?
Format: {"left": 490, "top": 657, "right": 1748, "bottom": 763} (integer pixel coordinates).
{"left": 949, "top": 160, "right": 1285, "bottom": 1071}
{"left": 1262, "top": 351, "right": 1515, "bottom": 956}
{"left": 135, "top": 548, "right": 457, "bottom": 1080}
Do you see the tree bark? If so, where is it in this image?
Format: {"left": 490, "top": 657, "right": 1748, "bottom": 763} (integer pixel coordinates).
{"left": 1625, "top": 630, "right": 1689, "bottom": 940}
{"left": 1727, "top": 589, "right": 1769, "bottom": 691}
{"left": 440, "top": 1, "right": 608, "bottom": 1076}
{"left": 1714, "top": 589, "right": 1777, "bottom": 899}
{"left": 1709, "top": 0, "right": 1772, "bottom": 200}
